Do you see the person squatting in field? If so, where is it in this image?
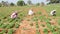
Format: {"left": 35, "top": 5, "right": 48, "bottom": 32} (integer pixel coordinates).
{"left": 50, "top": 10, "right": 56, "bottom": 16}
{"left": 11, "top": 11, "right": 18, "bottom": 19}
{"left": 9, "top": 11, "right": 18, "bottom": 22}
{"left": 28, "top": 9, "right": 34, "bottom": 16}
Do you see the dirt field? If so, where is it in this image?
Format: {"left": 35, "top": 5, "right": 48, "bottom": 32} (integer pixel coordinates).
{"left": 14, "top": 7, "right": 59, "bottom": 34}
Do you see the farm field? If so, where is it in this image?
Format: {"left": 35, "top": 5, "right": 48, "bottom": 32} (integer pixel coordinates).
{"left": 0, "top": 4, "right": 60, "bottom": 34}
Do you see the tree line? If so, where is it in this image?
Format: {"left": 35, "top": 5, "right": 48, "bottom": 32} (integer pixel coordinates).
{"left": 0, "top": 0, "right": 45, "bottom": 7}
{"left": 0, "top": 0, "right": 60, "bottom": 7}
{"left": 47, "top": 0, "right": 60, "bottom": 4}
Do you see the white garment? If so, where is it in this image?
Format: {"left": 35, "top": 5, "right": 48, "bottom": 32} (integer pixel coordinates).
{"left": 28, "top": 10, "right": 34, "bottom": 15}
{"left": 50, "top": 10, "right": 56, "bottom": 16}
{"left": 11, "top": 12, "right": 17, "bottom": 19}
{"left": 50, "top": 11, "right": 54, "bottom": 15}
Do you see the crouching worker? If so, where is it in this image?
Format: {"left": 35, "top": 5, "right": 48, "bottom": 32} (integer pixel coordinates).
{"left": 11, "top": 11, "right": 18, "bottom": 19}
{"left": 50, "top": 10, "right": 56, "bottom": 16}
{"left": 10, "top": 11, "right": 18, "bottom": 22}
{"left": 28, "top": 9, "right": 34, "bottom": 16}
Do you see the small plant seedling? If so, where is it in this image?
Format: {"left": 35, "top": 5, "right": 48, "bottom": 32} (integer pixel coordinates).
{"left": 0, "top": 23, "right": 3, "bottom": 26}
{"left": 6, "top": 23, "right": 15, "bottom": 29}
{"left": 50, "top": 25, "right": 57, "bottom": 32}
{"left": 57, "top": 27, "right": 60, "bottom": 34}
{"left": 0, "top": 29, "right": 7, "bottom": 34}
{"left": 0, "top": 24, "right": 8, "bottom": 28}
{"left": 36, "top": 30, "right": 40, "bottom": 34}
{"left": 46, "top": 22, "right": 52, "bottom": 29}
{"left": 7, "top": 29, "right": 14, "bottom": 34}
{"left": 15, "top": 23, "right": 20, "bottom": 28}
{"left": 43, "top": 28, "right": 48, "bottom": 34}
{"left": 38, "top": 15, "right": 46, "bottom": 22}
{"left": 41, "top": 24, "right": 45, "bottom": 27}
{"left": 36, "top": 22, "right": 39, "bottom": 28}
{"left": 32, "top": 16, "right": 38, "bottom": 21}
{"left": 52, "top": 32, "right": 58, "bottom": 34}
{"left": 37, "top": 11, "right": 42, "bottom": 15}
{"left": 30, "top": 23, "right": 33, "bottom": 26}
{"left": 23, "top": 28, "right": 29, "bottom": 30}
{"left": 45, "top": 19, "right": 51, "bottom": 24}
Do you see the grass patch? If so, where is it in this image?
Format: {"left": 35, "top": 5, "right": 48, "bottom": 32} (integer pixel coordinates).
{"left": 7, "top": 29, "right": 14, "bottom": 34}
{"left": 57, "top": 19, "right": 60, "bottom": 25}
{"left": 43, "top": 28, "right": 48, "bottom": 34}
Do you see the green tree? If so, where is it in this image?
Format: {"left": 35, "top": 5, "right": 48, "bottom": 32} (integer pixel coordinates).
{"left": 41, "top": 2, "right": 45, "bottom": 6}
{"left": 10, "top": 3, "right": 15, "bottom": 6}
{"left": 50, "top": 0, "right": 59, "bottom": 3}
{"left": 17, "top": 0, "right": 25, "bottom": 6}
{"left": 36, "top": 3, "right": 40, "bottom": 6}
{"left": 0, "top": 3, "right": 2, "bottom": 7}
{"left": 27, "top": 0, "right": 32, "bottom": 5}
{"left": 1, "top": 1, "right": 9, "bottom": 7}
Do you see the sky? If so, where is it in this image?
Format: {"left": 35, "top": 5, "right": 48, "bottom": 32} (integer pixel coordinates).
{"left": 0, "top": 0, "right": 50, "bottom": 4}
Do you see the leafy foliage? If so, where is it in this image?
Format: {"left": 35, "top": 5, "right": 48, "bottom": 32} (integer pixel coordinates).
{"left": 10, "top": 3, "right": 15, "bottom": 6}
{"left": 50, "top": 0, "right": 59, "bottom": 3}
{"left": 0, "top": 3, "right": 2, "bottom": 7}
{"left": 27, "top": 0, "right": 32, "bottom": 5}
{"left": 7, "top": 29, "right": 14, "bottom": 34}
{"left": 15, "top": 23, "right": 20, "bottom": 28}
{"left": 43, "top": 28, "right": 48, "bottom": 34}
{"left": 32, "top": 16, "right": 38, "bottom": 21}
{"left": 36, "top": 30, "right": 40, "bottom": 34}
{"left": 17, "top": 1, "right": 25, "bottom": 6}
